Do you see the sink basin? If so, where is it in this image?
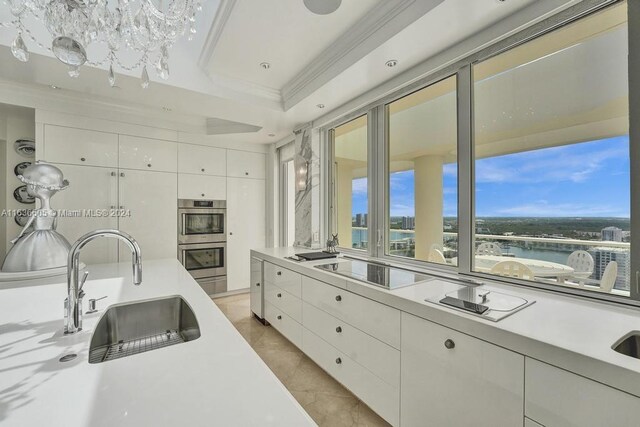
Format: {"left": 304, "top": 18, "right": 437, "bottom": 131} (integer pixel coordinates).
{"left": 89, "top": 296, "right": 200, "bottom": 364}
{"left": 612, "top": 332, "right": 640, "bottom": 359}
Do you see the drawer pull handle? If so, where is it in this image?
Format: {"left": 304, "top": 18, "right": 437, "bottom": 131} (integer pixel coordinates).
{"left": 120, "top": 172, "right": 125, "bottom": 177}
{"left": 277, "top": 293, "right": 282, "bottom": 298}
{"left": 245, "top": 172, "right": 249, "bottom": 176}
{"left": 335, "top": 326, "right": 342, "bottom": 333}
{"left": 80, "top": 157, "right": 86, "bottom": 162}
{"left": 201, "top": 168, "right": 205, "bottom": 172}
{"left": 335, "top": 295, "right": 342, "bottom": 302}
{"left": 201, "top": 193, "right": 205, "bottom": 197}
{"left": 444, "top": 339, "right": 455, "bottom": 350}
{"left": 276, "top": 271, "right": 282, "bottom": 276}
{"left": 256, "top": 283, "right": 260, "bottom": 287}
{"left": 147, "top": 163, "right": 152, "bottom": 168}
{"left": 335, "top": 357, "right": 342, "bottom": 365}
{"left": 277, "top": 315, "right": 282, "bottom": 320}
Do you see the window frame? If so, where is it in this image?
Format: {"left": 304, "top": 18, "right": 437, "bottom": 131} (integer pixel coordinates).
{"left": 323, "top": 0, "right": 639, "bottom": 305}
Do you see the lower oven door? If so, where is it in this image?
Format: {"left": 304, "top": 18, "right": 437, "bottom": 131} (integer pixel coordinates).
{"left": 178, "top": 242, "right": 226, "bottom": 279}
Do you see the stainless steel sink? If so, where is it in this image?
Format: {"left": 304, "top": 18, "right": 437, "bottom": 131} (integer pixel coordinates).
{"left": 89, "top": 296, "right": 200, "bottom": 364}
{"left": 612, "top": 332, "right": 640, "bottom": 359}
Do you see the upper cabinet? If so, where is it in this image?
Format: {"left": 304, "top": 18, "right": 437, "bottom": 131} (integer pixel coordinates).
{"left": 119, "top": 135, "right": 177, "bottom": 173}
{"left": 227, "top": 150, "right": 265, "bottom": 179}
{"left": 178, "top": 144, "right": 226, "bottom": 176}
{"left": 43, "top": 125, "right": 118, "bottom": 167}
{"left": 178, "top": 174, "right": 226, "bottom": 200}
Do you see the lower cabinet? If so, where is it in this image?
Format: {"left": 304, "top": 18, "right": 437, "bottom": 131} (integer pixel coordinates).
{"left": 264, "top": 300, "right": 302, "bottom": 349}
{"left": 400, "top": 312, "right": 524, "bottom": 427}
{"left": 525, "top": 358, "right": 640, "bottom": 427}
{"left": 302, "top": 328, "right": 400, "bottom": 426}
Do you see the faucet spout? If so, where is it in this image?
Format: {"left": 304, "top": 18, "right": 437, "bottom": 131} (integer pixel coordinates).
{"left": 65, "top": 229, "right": 142, "bottom": 334}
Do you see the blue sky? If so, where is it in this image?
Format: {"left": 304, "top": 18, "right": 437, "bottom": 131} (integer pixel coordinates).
{"left": 352, "top": 136, "right": 630, "bottom": 218}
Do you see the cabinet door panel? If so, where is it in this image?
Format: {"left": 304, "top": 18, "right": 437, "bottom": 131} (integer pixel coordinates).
{"left": 226, "top": 150, "right": 265, "bottom": 179}
{"left": 401, "top": 312, "right": 524, "bottom": 427}
{"left": 526, "top": 358, "right": 640, "bottom": 427}
{"left": 178, "top": 174, "right": 226, "bottom": 200}
{"left": 52, "top": 164, "right": 119, "bottom": 264}
{"left": 118, "top": 170, "right": 177, "bottom": 260}
{"left": 178, "top": 144, "right": 226, "bottom": 176}
{"left": 119, "top": 135, "right": 177, "bottom": 172}
{"left": 44, "top": 125, "right": 118, "bottom": 167}
{"left": 226, "top": 177, "right": 265, "bottom": 291}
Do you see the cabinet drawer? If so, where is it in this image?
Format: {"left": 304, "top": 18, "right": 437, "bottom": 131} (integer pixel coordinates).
{"left": 265, "top": 283, "right": 302, "bottom": 323}
{"left": 302, "top": 301, "right": 399, "bottom": 388}
{"left": 264, "top": 301, "right": 302, "bottom": 348}
{"left": 227, "top": 150, "right": 265, "bottom": 179}
{"left": 525, "top": 358, "right": 640, "bottom": 427}
{"left": 44, "top": 125, "right": 118, "bottom": 167}
{"left": 302, "top": 328, "right": 399, "bottom": 426}
{"left": 264, "top": 263, "right": 301, "bottom": 298}
{"left": 302, "top": 276, "right": 400, "bottom": 349}
{"left": 178, "top": 144, "right": 226, "bottom": 176}
{"left": 119, "top": 135, "right": 177, "bottom": 172}
{"left": 178, "top": 174, "right": 226, "bottom": 200}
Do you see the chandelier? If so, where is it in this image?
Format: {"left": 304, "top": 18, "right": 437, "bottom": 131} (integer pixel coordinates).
{"left": 2, "top": 0, "right": 202, "bottom": 88}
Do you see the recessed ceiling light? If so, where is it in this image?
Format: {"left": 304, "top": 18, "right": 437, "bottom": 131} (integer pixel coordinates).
{"left": 268, "top": 133, "right": 275, "bottom": 137}
{"left": 316, "top": 104, "right": 325, "bottom": 109}
{"left": 162, "top": 106, "right": 172, "bottom": 112}
{"left": 385, "top": 59, "right": 398, "bottom": 68}
{"left": 259, "top": 62, "right": 271, "bottom": 70}
{"left": 50, "top": 85, "right": 60, "bottom": 89}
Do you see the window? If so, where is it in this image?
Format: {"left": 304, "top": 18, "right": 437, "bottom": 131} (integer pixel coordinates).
{"left": 472, "top": 2, "right": 630, "bottom": 294}
{"left": 331, "top": 115, "right": 368, "bottom": 250}
{"left": 386, "top": 76, "right": 458, "bottom": 265}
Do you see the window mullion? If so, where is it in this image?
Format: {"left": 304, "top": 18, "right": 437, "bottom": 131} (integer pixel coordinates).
{"left": 457, "top": 64, "right": 473, "bottom": 276}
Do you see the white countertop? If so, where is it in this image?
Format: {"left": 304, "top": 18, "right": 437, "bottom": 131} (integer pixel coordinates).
{"left": 252, "top": 247, "right": 640, "bottom": 398}
{"left": 0, "top": 259, "right": 315, "bottom": 427}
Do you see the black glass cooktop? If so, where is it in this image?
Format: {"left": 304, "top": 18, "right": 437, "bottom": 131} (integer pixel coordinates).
{"left": 315, "top": 260, "right": 431, "bottom": 290}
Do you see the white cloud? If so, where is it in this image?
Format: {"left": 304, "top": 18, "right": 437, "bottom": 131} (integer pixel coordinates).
{"left": 351, "top": 178, "right": 368, "bottom": 194}
{"left": 492, "top": 201, "right": 629, "bottom": 217}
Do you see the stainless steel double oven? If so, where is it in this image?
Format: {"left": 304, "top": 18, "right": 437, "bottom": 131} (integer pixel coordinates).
{"left": 178, "top": 199, "right": 227, "bottom": 295}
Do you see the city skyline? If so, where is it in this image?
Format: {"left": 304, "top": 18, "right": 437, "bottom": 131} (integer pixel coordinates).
{"left": 351, "top": 136, "right": 630, "bottom": 218}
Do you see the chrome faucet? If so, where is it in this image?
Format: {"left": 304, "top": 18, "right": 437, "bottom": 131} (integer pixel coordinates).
{"left": 64, "top": 229, "right": 142, "bottom": 334}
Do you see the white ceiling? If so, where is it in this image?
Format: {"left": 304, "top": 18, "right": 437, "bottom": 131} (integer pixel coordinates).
{"left": 0, "top": 0, "right": 579, "bottom": 144}
{"left": 207, "top": 0, "right": 381, "bottom": 90}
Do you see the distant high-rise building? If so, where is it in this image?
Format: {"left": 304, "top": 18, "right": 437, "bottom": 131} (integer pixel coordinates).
{"left": 588, "top": 247, "right": 630, "bottom": 291}
{"left": 355, "top": 213, "right": 363, "bottom": 227}
{"left": 402, "top": 216, "right": 415, "bottom": 230}
{"left": 363, "top": 213, "right": 368, "bottom": 227}
{"left": 601, "top": 226, "right": 623, "bottom": 242}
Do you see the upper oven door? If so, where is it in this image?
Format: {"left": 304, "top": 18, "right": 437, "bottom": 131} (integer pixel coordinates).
{"left": 179, "top": 208, "right": 226, "bottom": 243}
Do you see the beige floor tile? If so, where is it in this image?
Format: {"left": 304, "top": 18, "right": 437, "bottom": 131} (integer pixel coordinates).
{"left": 213, "top": 294, "right": 391, "bottom": 427}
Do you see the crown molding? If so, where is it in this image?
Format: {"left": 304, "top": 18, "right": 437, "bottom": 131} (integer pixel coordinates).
{"left": 198, "top": 0, "right": 238, "bottom": 69}
{"left": 209, "top": 72, "right": 283, "bottom": 108}
{"left": 281, "top": 0, "right": 445, "bottom": 110}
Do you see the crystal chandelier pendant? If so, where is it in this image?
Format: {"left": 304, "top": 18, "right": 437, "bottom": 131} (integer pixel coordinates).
{"left": 157, "top": 46, "right": 169, "bottom": 80}
{"left": 108, "top": 64, "right": 116, "bottom": 87}
{"left": 141, "top": 66, "right": 149, "bottom": 89}
{"left": 11, "top": 33, "right": 29, "bottom": 62}
{"left": 52, "top": 37, "right": 87, "bottom": 67}
{"left": 68, "top": 66, "right": 80, "bottom": 78}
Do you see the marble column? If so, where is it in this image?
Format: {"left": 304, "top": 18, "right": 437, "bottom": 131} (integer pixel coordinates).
{"left": 294, "top": 127, "right": 321, "bottom": 248}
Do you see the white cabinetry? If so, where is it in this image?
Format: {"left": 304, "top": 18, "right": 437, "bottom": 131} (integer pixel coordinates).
{"left": 44, "top": 125, "right": 118, "bottom": 167}
{"left": 178, "top": 174, "right": 226, "bottom": 200}
{"left": 118, "top": 169, "right": 177, "bottom": 260}
{"left": 226, "top": 178, "right": 265, "bottom": 291}
{"left": 227, "top": 150, "right": 265, "bottom": 179}
{"left": 401, "top": 312, "right": 524, "bottom": 427}
{"left": 178, "top": 144, "right": 226, "bottom": 176}
{"left": 118, "top": 135, "right": 177, "bottom": 173}
{"left": 53, "top": 164, "right": 119, "bottom": 264}
{"left": 525, "top": 358, "right": 640, "bottom": 427}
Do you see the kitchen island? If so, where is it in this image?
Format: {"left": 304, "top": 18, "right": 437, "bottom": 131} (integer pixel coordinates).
{"left": 0, "top": 259, "right": 315, "bottom": 427}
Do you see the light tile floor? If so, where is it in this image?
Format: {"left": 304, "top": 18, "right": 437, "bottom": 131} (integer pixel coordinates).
{"left": 213, "top": 293, "right": 391, "bottom": 427}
